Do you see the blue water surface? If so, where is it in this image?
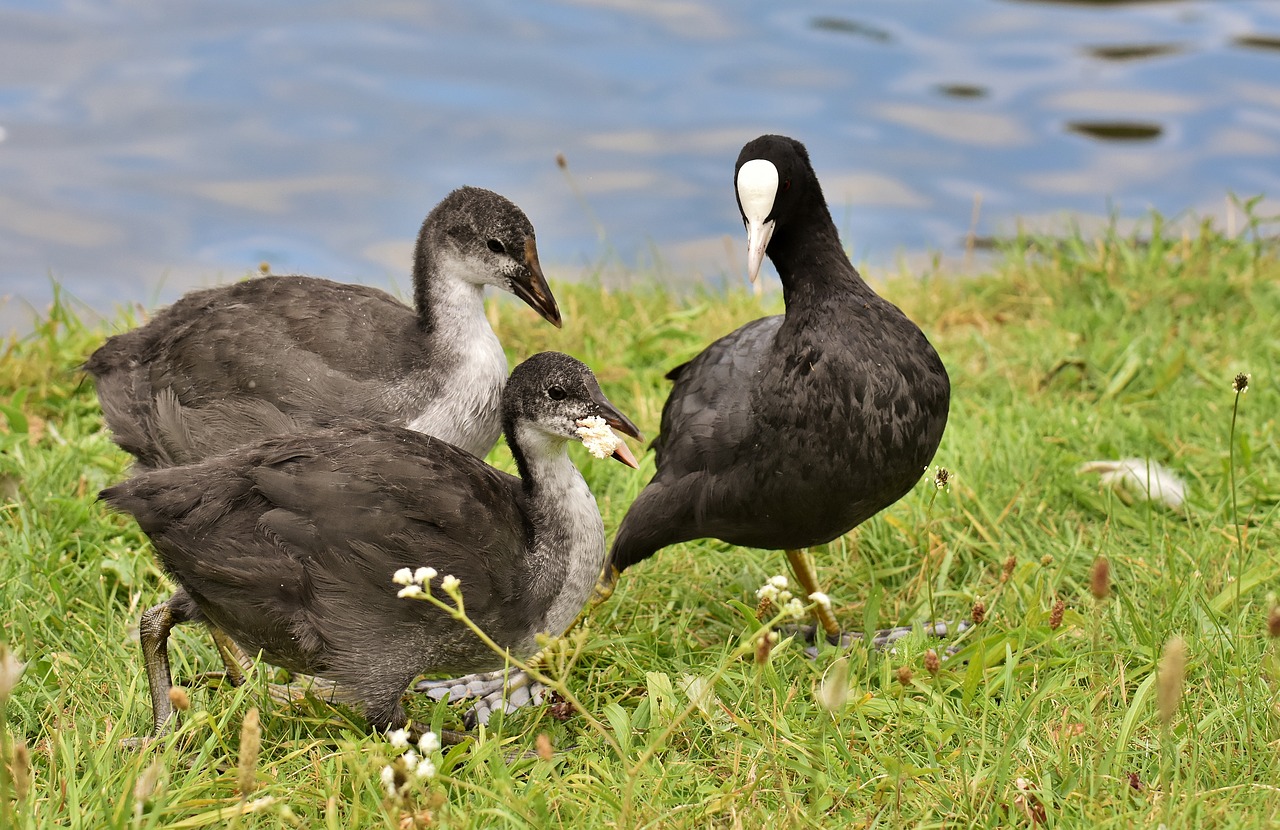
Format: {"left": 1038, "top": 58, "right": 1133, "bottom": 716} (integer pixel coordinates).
{"left": 1, "top": 0, "right": 1277, "bottom": 332}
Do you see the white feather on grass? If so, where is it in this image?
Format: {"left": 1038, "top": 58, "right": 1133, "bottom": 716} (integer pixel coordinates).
{"left": 1077, "top": 458, "right": 1188, "bottom": 510}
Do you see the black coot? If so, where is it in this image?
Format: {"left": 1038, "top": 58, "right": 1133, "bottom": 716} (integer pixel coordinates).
{"left": 103, "top": 352, "right": 639, "bottom": 741}
{"left": 607, "top": 135, "right": 950, "bottom": 639}
{"left": 85, "top": 186, "right": 561, "bottom": 467}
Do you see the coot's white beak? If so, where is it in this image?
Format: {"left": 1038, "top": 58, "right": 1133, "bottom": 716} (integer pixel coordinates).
{"left": 737, "top": 158, "right": 779, "bottom": 284}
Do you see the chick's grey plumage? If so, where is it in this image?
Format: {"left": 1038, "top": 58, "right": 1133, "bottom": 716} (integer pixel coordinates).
{"left": 84, "top": 186, "right": 561, "bottom": 468}
{"left": 102, "top": 352, "right": 639, "bottom": 738}
{"left": 608, "top": 135, "right": 950, "bottom": 632}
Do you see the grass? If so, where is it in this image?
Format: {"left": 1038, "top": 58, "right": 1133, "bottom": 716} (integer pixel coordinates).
{"left": 2, "top": 219, "right": 1279, "bottom": 828}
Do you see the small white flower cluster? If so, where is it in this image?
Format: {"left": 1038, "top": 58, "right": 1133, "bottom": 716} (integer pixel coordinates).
{"left": 392, "top": 566, "right": 438, "bottom": 599}
{"left": 755, "top": 575, "right": 808, "bottom": 621}
{"left": 575, "top": 416, "right": 619, "bottom": 459}
{"left": 379, "top": 728, "right": 441, "bottom": 799}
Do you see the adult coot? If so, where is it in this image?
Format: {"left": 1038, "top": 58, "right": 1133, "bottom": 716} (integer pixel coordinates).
{"left": 85, "top": 186, "right": 561, "bottom": 467}
{"left": 102, "top": 352, "right": 639, "bottom": 741}
{"left": 606, "top": 135, "right": 950, "bottom": 639}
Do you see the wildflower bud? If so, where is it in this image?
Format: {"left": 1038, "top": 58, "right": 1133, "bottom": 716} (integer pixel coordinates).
{"left": 1049, "top": 599, "right": 1065, "bottom": 630}
{"left": 1232, "top": 372, "right": 1250, "bottom": 394}
{"left": 924, "top": 649, "right": 941, "bottom": 676}
{"left": 896, "top": 666, "right": 914, "bottom": 685}
{"left": 387, "top": 728, "right": 411, "bottom": 749}
{"left": 380, "top": 763, "right": 407, "bottom": 800}
{"left": 11, "top": 739, "right": 31, "bottom": 801}
{"left": 258, "top": 261, "right": 270, "bottom": 275}
{"left": 1040, "top": 554, "right": 1053, "bottom": 566}
{"left": 1000, "top": 555, "right": 1016, "bottom": 583}
{"left": 392, "top": 568, "right": 414, "bottom": 586}
{"left": 418, "top": 731, "right": 441, "bottom": 755}
{"left": 1089, "top": 556, "right": 1111, "bottom": 601}
{"left": 1268, "top": 606, "right": 1280, "bottom": 639}
{"left": 441, "top": 574, "right": 462, "bottom": 599}
{"left": 971, "top": 599, "right": 986, "bottom": 625}
{"left": 536, "top": 733, "right": 554, "bottom": 761}
{"left": 1156, "top": 636, "right": 1186, "bottom": 726}
{"left": 237, "top": 707, "right": 262, "bottom": 797}
{"left": 168, "top": 686, "right": 190, "bottom": 712}
{"left": 755, "top": 628, "right": 778, "bottom": 664}
{"left": 933, "top": 466, "right": 951, "bottom": 489}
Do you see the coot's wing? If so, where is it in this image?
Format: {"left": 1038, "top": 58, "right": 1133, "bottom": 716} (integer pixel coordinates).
{"left": 651, "top": 315, "right": 781, "bottom": 473}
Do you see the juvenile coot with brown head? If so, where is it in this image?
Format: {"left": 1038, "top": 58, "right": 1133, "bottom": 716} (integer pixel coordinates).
{"left": 85, "top": 186, "right": 561, "bottom": 467}
{"left": 606, "top": 135, "right": 950, "bottom": 639}
{"left": 102, "top": 352, "right": 639, "bottom": 741}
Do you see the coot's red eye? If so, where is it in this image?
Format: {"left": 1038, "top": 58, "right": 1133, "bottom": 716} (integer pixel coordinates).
{"left": 782, "top": 179, "right": 791, "bottom": 191}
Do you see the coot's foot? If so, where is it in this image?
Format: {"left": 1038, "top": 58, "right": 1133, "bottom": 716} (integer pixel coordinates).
{"left": 413, "top": 668, "right": 545, "bottom": 728}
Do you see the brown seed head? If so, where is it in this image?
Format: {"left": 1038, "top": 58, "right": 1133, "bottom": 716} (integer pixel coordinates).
{"left": 168, "top": 686, "right": 190, "bottom": 712}
{"left": 933, "top": 466, "right": 951, "bottom": 489}
{"left": 755, "top": 628, "right": 778, "bottom": 664}
{"left": 1049, "top": 599, "right": 1065, "bottom": 630}
{"left": 134, "top": 759, "right": 163, "bottom": 807}
{"left": 237, "top": 707, "right": 262, "bottom": 797}
{"left": 11, "top": 739, "right": 31, "bottom": 801}
{"left": 1232, "top": 372, "right": 1250, "bottom": 394}
{"left": 1156, "top": 636, "right": 1186, "bottom": 726}
{"left": 924, "top": 649, "right": 941, "bottom": 676}
{"left": 971, "top": 599, "right": 986, "bottom": 625}
{"left": 1000, "top": 555, "right": 1017, "bottom": 583}
{"left": 896, "top": 665, "right": 914, "bottom": 685}
{"left": 1090, "top": 556, "right": 1111, "bottom": 601}
{"left": 535, "top": 733, "right": 554, "bottom": 762}
{"left": 1268, "top": 606, "right": 1280, "bottom": 639}
{"left": 555, "top": 153, "right": 568, "bottom": 170}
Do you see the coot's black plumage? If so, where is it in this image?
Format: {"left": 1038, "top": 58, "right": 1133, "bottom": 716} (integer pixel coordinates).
{"left": 85, "top": 186, "right": 561, "bottom": 468}
{"left": 607, "top": 135, "right": 950, "bottom": 638}
{"left": 102, "top": 352, "right": 640, "bottom": 740}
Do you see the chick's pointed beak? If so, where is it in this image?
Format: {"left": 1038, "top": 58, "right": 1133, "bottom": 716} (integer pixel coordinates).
{"left": 745, "top": 216, "right": 775, "bottom": 284}
{"left": 590, "top": 387, "right": 643, "bottom": 469}
{"left": 510, "top": 236, "right": 562, "bottom": 327}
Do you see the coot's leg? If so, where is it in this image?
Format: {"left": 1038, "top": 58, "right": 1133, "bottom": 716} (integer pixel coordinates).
{"left": 126, "top": 596, "right": 196, "bottom": 745}
{"left": 785, "top": 549, "right": 842, "bottom": 640}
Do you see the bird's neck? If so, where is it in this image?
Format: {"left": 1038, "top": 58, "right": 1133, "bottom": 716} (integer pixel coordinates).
{"left": 508, "top": 425, "right": 606, "bottom": 640}
{"left": 412, "top": 245, "right": 492, "bottom": 338}
{"left": 769, "top": 208, "right": 872, "bottom": 309}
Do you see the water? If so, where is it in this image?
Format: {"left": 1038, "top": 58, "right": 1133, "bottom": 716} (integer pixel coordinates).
{"left": 2, "top": 0, "right": 1278, "bottom": 334}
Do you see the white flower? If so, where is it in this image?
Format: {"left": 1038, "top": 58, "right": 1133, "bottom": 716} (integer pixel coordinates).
{"left": 808, "top": 591, "right": 832, "bottom": 612}
{"left": 415, "top": 758, "right": 437, "bottom": 780}
{"left": 441, "top": 574, "right": 461, "bottom": 594}
{"left": 379, "top": 764, "right": 398, "bottom": 797}
{"left": 414, "top": 567, "right": 437, "bottom": 584}
{"left": 755, "top": 583, "right": 778, "bottom": 603}
{"left": 780, "top": 597, "right": 807, "bottom": 621}
{"left": 401, "top": 749, "right": 418, "bottom": 768}
{"left": 418, "top": 731, "right": 441, "bottom": 754}
{"left": 397, "top": 585, "right": 424, "bottom": 599}
{"left": 392, "top": 568, "right": 414, "bottom": 586}
{"left": 768, "top": 575, "right": 789, "bottom": 591}
{"left": 387, "top": 728, "right": 411, "bottom": 749}
{"left": 575, "top": 416, "right": 619, "bottom": 460}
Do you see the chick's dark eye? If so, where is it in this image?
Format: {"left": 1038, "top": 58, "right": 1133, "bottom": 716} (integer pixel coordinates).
{"left": 487, "top": 239, "right": 505, "bottom": 254}
{"left": 782, "top": 179, "right": 791, "bottom": 191}
{"left": 547, "top": 385, "right": 567, "bottom": 401}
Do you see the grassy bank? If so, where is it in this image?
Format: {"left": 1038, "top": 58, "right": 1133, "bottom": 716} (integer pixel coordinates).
{"left": 2, "top": 223, "right": 1278, "bottom": 828}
